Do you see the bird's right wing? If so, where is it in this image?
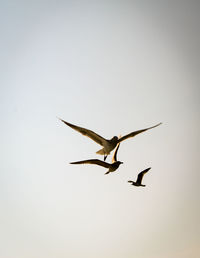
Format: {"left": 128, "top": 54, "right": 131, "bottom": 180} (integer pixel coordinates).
{"left": 112, "top": 143, "right": 120, "bottom": 163}
{"left": 70, "top": 159, "right": 110, "bottom": 168}
{"left": 59, "top": 118, "right": 107, "bottom": 146}
{"left": 136, "top": 167, "right": 151, "bottom": 184}
{"left": 118, "top": 123, "right": 162, "bottom": 143}
{"left": 127, "top": 180, "right": 134, "bottom": 183}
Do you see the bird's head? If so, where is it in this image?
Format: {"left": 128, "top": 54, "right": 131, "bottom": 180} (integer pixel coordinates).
{"left": 111, "top": 136, "right": 118, "bottom": 143}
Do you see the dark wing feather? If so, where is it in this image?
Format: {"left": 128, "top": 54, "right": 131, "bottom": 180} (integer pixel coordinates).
{"left": 70, "top": 159, "right": 110, "bottom": 168}
{"left": 136, "top": 167, "right": 151, "bottom": 184}
{"left": 118, "top": 123, "right": 162, "bottom": 143}
{"left": 60, "top": 119, "right": 106, "bottom": 146}
{"left": 112, "top": 143, "right": 120, "bottom": 163}
{"left": 128, "top": 180, "right": 134, "bottom": 183}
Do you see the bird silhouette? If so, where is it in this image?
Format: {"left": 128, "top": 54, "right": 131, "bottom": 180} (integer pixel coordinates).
{"left": 128, "top": 167, "right": 151, "bottom": 187}
{"left": 70, "top": 143, "right": 123, "bottom": 175}
{"left": 59, "top": 118, "right": 162, "bottom": 160}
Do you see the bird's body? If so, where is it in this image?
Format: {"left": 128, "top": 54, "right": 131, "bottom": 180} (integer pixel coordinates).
{"left": 128, "top": 181, "right": 146, "bottom": 187}
{"left": 95, "top": 136, "right": 118, "bottom": 156}
{"left": 59, "top": 118, "right": 162, "bottom": 160}
{"left": 70, "top": 143, "right": 123, "bottom": 174}
{"left": 128, "top": 167, "right": 151, "bottom": 187}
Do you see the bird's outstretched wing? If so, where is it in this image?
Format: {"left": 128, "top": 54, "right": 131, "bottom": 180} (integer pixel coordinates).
{"left": 70, "top": 159, "right": 110, "bottom": 168}
{"left": 59, "top": 118, "right": 107, "bottom": 146}
{"left": 136, "top": 167, "right": 151, "bottom": 184}
{"left": 112, "top": 143, "right": 120, "bottom": 163}
{"left": 118, "top": 123, "right": 162, "bottom": 143}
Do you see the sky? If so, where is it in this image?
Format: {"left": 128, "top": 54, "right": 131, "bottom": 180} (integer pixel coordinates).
{"left": 1, "top": 1, "right": 200, "bottom": 257}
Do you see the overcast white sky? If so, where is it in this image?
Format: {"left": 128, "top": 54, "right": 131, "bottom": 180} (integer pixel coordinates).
{"left": 1, "top": 1, "right": 200, "bottom": 258}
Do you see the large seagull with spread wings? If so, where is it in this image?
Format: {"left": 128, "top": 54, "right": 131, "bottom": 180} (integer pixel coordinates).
{"left": 59, "top": 118, "right": 161, "bottom": 160}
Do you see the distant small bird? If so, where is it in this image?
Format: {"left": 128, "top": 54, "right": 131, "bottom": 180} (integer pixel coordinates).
{"left": 128, "top": 167, "right": 151, "bottom": 187}
{"left": 70, "top": 143, "right": 123, "bottom": 175}
{"left": 59, "top": 118, "right": 162, "bottom": 160}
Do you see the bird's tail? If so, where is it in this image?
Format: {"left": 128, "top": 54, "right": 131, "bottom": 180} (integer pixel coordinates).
{"left": 96, "top": 148, "right": 105, "bottom": 155}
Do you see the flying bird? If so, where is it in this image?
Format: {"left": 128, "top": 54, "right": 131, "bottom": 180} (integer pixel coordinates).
{"left": 128, "top": 167, "right": 151, "bottom": 187}
{"left": 70, "top": 143, "right": 123, "bottom": 175}
{"left": 59, "top": 118, "right": 162, "bottom": 160}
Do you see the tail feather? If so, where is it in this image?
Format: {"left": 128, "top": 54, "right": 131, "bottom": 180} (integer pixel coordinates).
{"left": 96, "top": 148, "right": 105, "bottom": 155}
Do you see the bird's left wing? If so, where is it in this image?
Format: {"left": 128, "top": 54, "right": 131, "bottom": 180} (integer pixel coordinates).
{"left": 70, "top": 159, "right": 109, "bottom": 168}
{"left": 118, "top": 123, "right": 162, "bottom": 143}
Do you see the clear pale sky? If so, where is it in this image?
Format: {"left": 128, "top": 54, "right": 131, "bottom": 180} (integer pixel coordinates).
{"left": 1, "top": 1, "right": 200, "bottom": 258}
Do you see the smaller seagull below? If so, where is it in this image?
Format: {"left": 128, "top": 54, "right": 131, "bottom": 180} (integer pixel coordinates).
{"left": 70, "top": 143, "right": 123, "bottom": 175}
{"left": 128, "top": 167, "right": 151, "bottom": 187}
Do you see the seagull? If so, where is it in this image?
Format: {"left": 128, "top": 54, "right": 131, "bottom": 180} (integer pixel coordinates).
{"left": 70, "top": 143, "right": 123, "bottom": 175}
{"left": 59, "top": 118, "right": 162, "bottom": 160}
{"left": 128, "top": 167, "right": 151, "bottom": 187}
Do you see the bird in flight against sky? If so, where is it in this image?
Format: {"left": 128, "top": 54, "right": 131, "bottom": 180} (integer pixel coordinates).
{"left": 128, "top": 167, "right": 151, "bottom": 187}
{"left": 59, "top": 118, "right": 162, "bottom": 160}
{"left": 70, "top": 143, "right": 123, "bottom": 175}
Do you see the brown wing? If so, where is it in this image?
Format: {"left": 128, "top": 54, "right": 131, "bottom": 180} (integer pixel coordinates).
{"left": 136, "top": 167, "right": 151, "bottom": 184}
{"left": 59, "top": 118, "right": 107, "bottom": 146}
{"left": 118, "top": 123, "right": 162, "bottom": 143}
{"left": 112, "top": 143, "right": 120, "bottom": 163}
{"left": 70, "top": 159, "right": 110, "bottom": 168}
